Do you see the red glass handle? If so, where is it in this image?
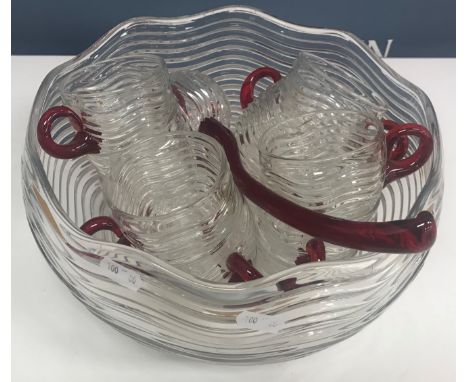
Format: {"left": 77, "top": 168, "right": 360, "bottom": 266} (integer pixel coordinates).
{"left": 199, "top": 118, "right": 437, "bottom": 254}
{"left": 228, "top": 240, "right": 325, "bottom": 283}
{"left": 80, "top": 216, "right": 131, "bottom": 246}
{"left": 37, "top": 106, "right": 101, "bottom": 159}
{"left": 383, "top": 119, "right": 408, "bottom": 160}
{"left": 227, "top": 248, "right": 326, "bottom": 291}
{"left": 295, "top": 239, "right": 326, "bottom": 265}
{"left": 384, "top": 122, "right": 434, "bottom": 185}
{"left": 227, "top": 256, "right": 324, "bottom": 291}
{"left": 240, "top": 67, "right": 282, "bottom": 109}
{"left": 227, "top": 253, "right": 263, "bottom": 282}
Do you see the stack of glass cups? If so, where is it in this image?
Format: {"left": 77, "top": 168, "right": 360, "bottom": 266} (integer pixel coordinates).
{"left": 253, "top": 110, "right": 386, "bottom": 274}
{"left": 46, "top": 54, "right": 246, "bottom": 281}
{"left": 103, "top": 131, "right": 256, "bottom": 282}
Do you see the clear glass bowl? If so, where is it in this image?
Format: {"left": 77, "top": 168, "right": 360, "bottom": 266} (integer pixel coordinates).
{"left": 21, "top": 6, "right": 443, "bottom": 363}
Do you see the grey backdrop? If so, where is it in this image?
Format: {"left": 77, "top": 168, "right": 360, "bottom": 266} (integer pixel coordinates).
{"left": 12, "top": 0, "right": 455, "bottom": 57}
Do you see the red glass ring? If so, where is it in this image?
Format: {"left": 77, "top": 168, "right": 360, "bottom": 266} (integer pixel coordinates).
{"left": 199, "top": 118, "right": 437, "bottom": 254}
{"left": 37, "top": 106, "right": 101, "bottom": 159}
{"left": 240, "top": 67, "right": 282, "bottom": 109}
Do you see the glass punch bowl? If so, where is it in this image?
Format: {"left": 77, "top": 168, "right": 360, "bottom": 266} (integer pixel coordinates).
{"left": 22, "top": 6, "right": 443, "bottom": 363}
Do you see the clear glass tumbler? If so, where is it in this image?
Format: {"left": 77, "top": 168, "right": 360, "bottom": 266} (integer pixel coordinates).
{"left": 254, "top": 110, "right": 386, "bottom": 273}
{"left": 103, "top": 131, "right": 256, "bottom": 282}
{"left": 59, "top": 54, "right": 182, "bottom": 176}
{"left": 236, "top": 51, "right": 387, "bottom": 179}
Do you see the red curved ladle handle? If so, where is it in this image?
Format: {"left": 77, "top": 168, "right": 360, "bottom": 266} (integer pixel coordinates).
{"left": 199, "top": 118, "right": 436, "bottom": 254}
{"left": 240, "top": 67, "right": 282, "bottom": 109}
{"left": 80, "top": 216, "right": 131, "bottom": 246}
{"left": 37, "top": 106, "right": 101, "bottom": 159}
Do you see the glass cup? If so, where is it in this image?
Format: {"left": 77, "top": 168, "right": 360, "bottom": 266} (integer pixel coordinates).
{"left": 236, "top": 110, "right": 431, "bottom": 273}
{"left": 37, "top": 55, "right": 180, "bottom": 176}
{"left": 102, "top": 131, "right": 256, "bottom": 282}
{"left": 236, "top": 51, "right": 388, "bottom": 179}
{"left": 171, "top": 70, "right": 231, "bottom": 130}
{"left": 37, "top": 54, "right": 230, "bottom": 177}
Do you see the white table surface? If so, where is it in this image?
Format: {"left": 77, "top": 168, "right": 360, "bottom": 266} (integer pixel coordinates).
{"left": 12, "top": 56, "right": 455, "bottom": 382}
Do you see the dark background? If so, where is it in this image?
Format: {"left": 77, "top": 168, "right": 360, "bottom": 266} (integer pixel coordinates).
{"left": 11, "top": 0, "right": 455, "bottom": 57}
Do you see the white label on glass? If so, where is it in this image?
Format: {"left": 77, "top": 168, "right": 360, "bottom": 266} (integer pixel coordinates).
{"left": 99, "top": 258, "right": 142, "bottom": 291}
{"left": 236, "top": 311, "right": 285, "bottom": 334}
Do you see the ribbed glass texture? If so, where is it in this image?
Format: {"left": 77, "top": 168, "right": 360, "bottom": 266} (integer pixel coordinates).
{"left": 237, "top": 52, "right": 388, "bottom": 179}
{"left": 171, "top": 70, "right": 231, "bottom": 130}
{"left": 104, "top": 131, "right": 256, "bottom": 281}
{"left": 22, "top": 6, "right": 443, "bottom": 363}
{"left": 254, "top": 111, "right": 386, "bottom": 273}
{"left": 60, "top": 54, "right": 182, "bottom": 176}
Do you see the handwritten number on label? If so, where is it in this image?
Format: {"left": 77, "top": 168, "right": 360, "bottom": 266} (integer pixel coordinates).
{"left": 99, "top": 258, "right": 142, "bottom": 291}
{"left": 236, "top": 311, "right": 285, "bottom": 334}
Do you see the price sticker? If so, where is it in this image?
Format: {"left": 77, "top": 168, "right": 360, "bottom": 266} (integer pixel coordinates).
{"left": 99, "top": 258, "right": 142, "bottom": 292}
{"left": 236, "top": 311, "right": 285, "bottom": 334}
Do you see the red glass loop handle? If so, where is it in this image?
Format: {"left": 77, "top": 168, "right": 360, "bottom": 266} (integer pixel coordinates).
{"left": 382, "top": 119, "right": 408, "bottom": 161}
{"left": 384, "top": 123, "right": 434, "bottom": 185}
{"left": 37, "top": 106, "right": 101, "bottom": 159}
{"left": 80, "top": 216, "right": 131, "bottom": 246}
{"left": 240, "top": 67, "right": 282, "bottom": 109}
{"left": 199, "top": 118, "right": 437, "bottom": 254}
